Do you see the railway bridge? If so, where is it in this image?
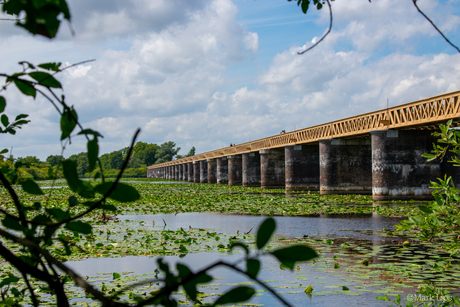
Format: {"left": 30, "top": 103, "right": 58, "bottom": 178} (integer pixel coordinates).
{"left": 147, "top": 91, "right": 460, "bottom": 200}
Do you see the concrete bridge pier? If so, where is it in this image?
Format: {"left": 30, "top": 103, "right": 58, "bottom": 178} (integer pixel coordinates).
{"left": 178, "top": 164, "right": 183, "bottom": 181}
{"left": 175, "top": 165, "right": 179, "bottom": 180}
{"left": 182, "top": 164, "right": 188, "bottom": 181}
{"left": 166, "top": 166, "right": 170, "bottom": 180}
{"left": 188, "top": 162, "right": 194, "bottom": 182}
{"left": 228, "top": 155, "right": 243, "bottom": 186}
{"left": 260, "top": 148, "right": 285, "bottom": 189}
{"left": 242, "top": 152, "right": 261, "bottom": 187}
{"left": 217, "top": 157, "right": 229, "bottom": 184}
{"left": 371, "top": 130, "right": 443, "bottom": 200}
{"left": 319, "top": 138, "right": 372, "bottom": 195}
{"left": 207, "top": 159, "right": 217, "bottom": 183}
{"left": 285, "top": 144, "right": 320, "bottom": 191}
{"left": 193, "top": 161, "right": 200, "bottom": 183}
{"left": 200, "top": 160, "right": 208, "bottom": 183}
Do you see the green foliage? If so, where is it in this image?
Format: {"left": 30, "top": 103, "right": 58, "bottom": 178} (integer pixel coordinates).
{"left": 287, "top": 0, "right": 324, "bottom": 13}
{"left": 155, "top": 141, "right": 181, "bottom": 164}
{"left": 396, "top": 121, "right": 460, "bottom": 245}
{"left": 0, "top": 1, "right": 318, "bottom": 306}
{"left": 2, "top": 0, "right": 70, "bottom": 38}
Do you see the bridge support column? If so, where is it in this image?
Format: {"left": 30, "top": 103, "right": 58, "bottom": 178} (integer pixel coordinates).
{"left": 243, "top": 152, "right": 260, "bottom": 187}
{"left": 182, "top": 164, "right": 188, "bottom": 181}
{"left": 217, "top": 157, "right": 228, "bottom": 184}
{"left": 285, "top": 144, "right": 320, "bottom": 191}
{"left": 371, "top": 130, "right": 443, "bottom": 200}
{"left": 319, "top": 138, "right": 372, "bottom": 194}
{"left": 193, "top": 162, "right": 200, "bottom": 183}
{"left": 178, "top": 164, "right": 183, "bottom": 181}
{"left": 175, "top": 165, "right": 179, "bottom": 180}
{"left": 207, "top": 159, "right": 217, "bottom": 183}
{"left": 200, "top": 160, "right": 208, "bottom": 183}
{"left": 228, "top": 155, "right": 242, "bottom": 186}
{"left": 166, "top": 166, "right": 170, "bottom": 180}
{"left": 188, "top": 162, "right": 194, "bottom": 182}
{"left": 260, "top": 148, "right": 285, "bottom": 189}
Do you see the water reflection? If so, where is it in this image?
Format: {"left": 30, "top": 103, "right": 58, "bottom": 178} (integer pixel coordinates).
{"left": 117, "top": 212, "right": 405, "bottom": 241}
{"left": 68, "top": 251, "right": 393, "bottom": 307}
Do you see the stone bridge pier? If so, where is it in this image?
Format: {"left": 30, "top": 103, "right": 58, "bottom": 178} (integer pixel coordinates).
{"left": 319, "top": 138, "right": 372, "bottom": 195}
{"left": 285, "top": 144, "right": 319, "bottom": 191}
{"left": 228, "top": 155, "right": 243, "bottom": 186}
{"left": 217, "top": 157, "right": 228, "bottom": 184}
{"left": 260, "top": 148, "right": 285, "bottom": 189}
{"left": 242, "top": 152, "right": 260, "bottom": 187}
{"left": 207, "top": 159, "right": 217, "bottom": 183}
{"left": 371, "top": 130, "right": 444, "bottom": 200}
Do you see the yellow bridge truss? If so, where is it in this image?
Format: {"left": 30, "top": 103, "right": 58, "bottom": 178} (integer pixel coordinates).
{"left": 149, "top": 90, "right": 460, "bottom": 169}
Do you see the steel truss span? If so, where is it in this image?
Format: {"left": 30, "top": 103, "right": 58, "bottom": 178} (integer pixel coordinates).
{"left": 149, "top": 91, "right": 460, "bottom": 169}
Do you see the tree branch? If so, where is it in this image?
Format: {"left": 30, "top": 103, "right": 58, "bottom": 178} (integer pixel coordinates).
{"left": 0, "top": 170, "right": 27, "bottom": 226}
{"left": 412, "top": 0, "right": 460, "bottom": 53}
{"left": 298, "top": 0, "right": 333, "bottom": 55}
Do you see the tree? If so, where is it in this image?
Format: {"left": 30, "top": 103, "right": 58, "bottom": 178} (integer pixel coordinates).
{"left": 133, "top": 141, "right": 160, "bottom": 166}
{"left": 155, "top": 141, "right": 181, "bottom": 164}
{"left": 186, "top": 146, "right": 196, "bottom": 157}
{"left": 46, "top": 155, "right": 64, "bottom": 167}
{"left": 16, "top": 156, "right": 41, "bottom": 165}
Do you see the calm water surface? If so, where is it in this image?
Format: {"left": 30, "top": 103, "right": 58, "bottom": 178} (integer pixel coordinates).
{"left": 67, "top": 212, "right": 408, "bottom": 306}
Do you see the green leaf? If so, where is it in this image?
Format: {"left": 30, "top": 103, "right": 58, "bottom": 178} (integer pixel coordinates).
{"left": 38, "top": 62, "right": 62, "bottom": 72}
{"left": 28, "top": 71, "right": 62, "bottom": 88}
{"left": 0, "top": 275, "right": 20, "bottom": 288}
{"left": 94, "top": 182, "right": 140, "bottom": 202}
{"left": 301, "top": 0, "right": 310, "bottom": 14}
{"left": 18, "top": 61, "right": 35, "bottom": 69}
{"left": 271, "top": 245, "right": 318, "bottom": 270}
{"left": 20, "top": 179, "right": 44, "bottom": 195}
{"left": 1, "top": 114, "right": 9, "bottom": 127}
{"left": 13, "top": 79, "right": 36, "bottom": 98}
{"left": 304, "top": 284, "right": 313, "bottom": 294}
{"left": 0, "top": 148, "right": 8, "bottom": 154}
{"left": 60, "top": 107, "right": 78, "bottom": 140}
{"left": 113, "top": 272, "right": 121, "bottom": 280}
{"left": 246, "top": 259, "right": 260, "bottom": 278}
{"left": 2, "top": 216, "right": 24, "bottom": 231}
{"left": 78, "top": 129, "right": 103, "bottom": 138}
{"left": 87, "top": 138, "right": 98, "bottom": 172}
{"left": 342, "top": 286, "right": 349, "bottom": 291}
{"left": 46, "top": 208, "right": 70, "bottom": 221}
{"left": 0, "top": 96, "right": 5, "bottom": 113}
{"left": 213, "top": 286, "right": 255, "bottom": 306}
{"left": 256, "top": 217, "right": 276, "bottom": 249}
{"left": 419, "top": 205, "right": 433, "bottom": 214}
{"left": 65, "top": 221, "right": 92, "bottom": 234}
{"left": 62, "top": 159, "right": 82, "bottom": 192}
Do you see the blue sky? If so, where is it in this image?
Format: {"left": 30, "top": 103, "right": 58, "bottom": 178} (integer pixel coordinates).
{"left": 1, "top": 0, "right": 460, "bottom": 160}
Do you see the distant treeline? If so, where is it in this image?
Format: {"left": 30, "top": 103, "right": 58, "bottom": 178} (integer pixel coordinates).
{"left": 0, "top": 141, "right": 195, "bottom": 180}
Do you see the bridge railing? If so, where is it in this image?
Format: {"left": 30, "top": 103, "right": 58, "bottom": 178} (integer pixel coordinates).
{"left": 149, "top": 91, "right": 460, "bottom": 168}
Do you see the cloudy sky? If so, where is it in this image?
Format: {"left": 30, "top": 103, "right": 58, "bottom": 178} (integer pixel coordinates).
{"left": 1, "top": 0, "right": 460, "bottom": 161}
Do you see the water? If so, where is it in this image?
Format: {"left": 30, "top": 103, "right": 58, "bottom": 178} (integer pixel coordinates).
{"left": 117, "top": 212, "right": 404, "bottom": 241}
{"left": 66, "top": 212, "right": 409, "bottom": 306}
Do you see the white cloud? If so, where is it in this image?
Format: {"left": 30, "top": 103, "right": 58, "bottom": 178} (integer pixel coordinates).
{"left": 2, "top": 0, "right": 460, "bottom": 161}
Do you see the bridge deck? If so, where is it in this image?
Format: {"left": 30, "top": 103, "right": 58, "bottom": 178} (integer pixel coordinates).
{"left": 149, "top": 90, "right": 460, "bottom": 168}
